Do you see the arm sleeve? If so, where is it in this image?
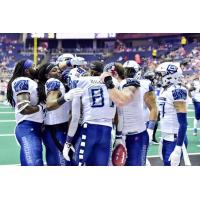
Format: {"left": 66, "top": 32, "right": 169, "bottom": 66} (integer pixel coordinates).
{"left": 176, "top": 112, "right": 187, "bottom": 146}
{"left": 67, "top": 97, "right": 81, "bottom": 138}
{"left": 171, "top": 88, "right": 188, "bottom": 146}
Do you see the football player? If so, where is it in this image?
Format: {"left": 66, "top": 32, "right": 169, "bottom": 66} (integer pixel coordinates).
{"left": 101, "top": 60, "right": 157, "bottom": 166}
{"left": 7, "top": 59, "right": 44, "bottom": 166}
{"left": 156, "top": 62, "right": 188, "bottom": 166}
{"left": 188, "top": 76, "right": 200, "bottom": 136}
{"left": 37, "top": 63, "right": 83, "bottom": 166}
{"left": 60, "top": 56, "right": 89, "bottom": 165}
{"left": 63, "top": 61, "right": 117, "bottom": 166}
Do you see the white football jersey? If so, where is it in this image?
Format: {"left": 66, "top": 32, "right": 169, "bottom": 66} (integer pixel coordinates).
{"left": 158, "top": 84, "right": 188, "bottom": 135}
{"left": 119, "top": 78, "right": 149, "bottom": 134}
{"left": 191, "top": 80, "right": 200, "bottom": 102}
{"left": 68, "top": 67, "right": 86, "bottom": 89}
{"left": 44, "top": 78, "right": 71, "bottom": 125}
{"left": 76, "top": 76, "right": 116, "bottom": 127}
{"left": 12, "top": 77, "right": 43, "bottom": 124}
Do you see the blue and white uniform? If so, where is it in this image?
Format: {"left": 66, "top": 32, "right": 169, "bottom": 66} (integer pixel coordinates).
{"left": 66, "top": 67, "right": 86, "bottom": 165}
{"left": 12, "top": 77, "right": 44, "bottom": 166}
{"left": 43, "top": 78, "right": 71, "bottom": 166}
{"left": 158, "top": 84, "right": 188, "bottom": 166}
{"left": 118, "top": 78, "right": 151, "bottom": 166}
{"left": 74, "top": 76, "right": 116, "bottom": 166}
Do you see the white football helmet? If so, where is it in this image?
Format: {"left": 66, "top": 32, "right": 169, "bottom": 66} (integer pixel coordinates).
{"left": 123, "top": 60, "right": 141, "bottom": 79}
{"left": 70, "top": 56, "right": 87, "bottom": 67}
{"left": 155, "top": 62, "right": 183, "bottom": 87}
{"left": 56, "top": 53, "right": 74, "bottom": 63}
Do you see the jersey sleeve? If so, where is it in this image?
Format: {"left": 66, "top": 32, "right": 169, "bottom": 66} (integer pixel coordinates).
{"left": 171, "top": 88, "right": 187, "bottom": 102}
{"left": 13, "top": 79, "right": 29, "bottom": 95}
{"left": 141, "top": 79, "right": 154, "bottom": 93}
{"left": 70, "top": 76, "right": 79, "bottom": 89}
{"left": 46, "top": 79, "right": 61, "bottom": 93}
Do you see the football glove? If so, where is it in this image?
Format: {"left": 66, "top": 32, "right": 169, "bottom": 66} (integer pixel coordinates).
{"left": 63, "top": 142, "right": 75, "bottom": 161}
{"left": 168, "top": 145, "right": 182, "bottom": 166}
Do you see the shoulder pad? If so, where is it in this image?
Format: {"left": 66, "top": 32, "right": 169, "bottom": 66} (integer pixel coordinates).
{"left": 123, "top": 78, "right": 140, "bottom": 88}
{"left": 14, "top": 80, "right": 29, "bottom": 93}
{"left": 172, "top": 89, "right": 187, "bottom": 100}
{"left": 46, "top": 80, "right": 60, "bottom": 92}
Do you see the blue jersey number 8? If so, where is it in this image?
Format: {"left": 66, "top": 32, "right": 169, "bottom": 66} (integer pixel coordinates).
{"left": 89, "top": 86, "right": 104, "bottom": 107}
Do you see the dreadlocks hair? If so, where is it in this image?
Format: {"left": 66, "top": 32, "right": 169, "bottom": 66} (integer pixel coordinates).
{"left": 37, "top": 63, "right": 50, "bottom": 104}
{"left": 7, "top": 60, "right": 27, "bottom": 107}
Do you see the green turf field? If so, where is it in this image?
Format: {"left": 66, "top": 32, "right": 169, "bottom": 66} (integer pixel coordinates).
{"left": 0, "top": 103, "right": 200, "bottom": 165}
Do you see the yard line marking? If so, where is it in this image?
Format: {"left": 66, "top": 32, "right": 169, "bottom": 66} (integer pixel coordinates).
{"left": 148, "top": 152, "right": 200, "bottom": 158}
{"left": 157, "top": 128, "right": 200, "bottom": 131}
{"left": 0, "top": 120, "right": 16, "bottom": 122}
{"left": 0, "top": 164, "right": 20, "bottom": 166}
{"left": 0, "top": 107, "right": 12, "bottom": 109}
{"left": 0, "top": 134, "right": 14, "bottom": 137}
{"left": 0, "top": 112, "right": 15, "bottom": 114}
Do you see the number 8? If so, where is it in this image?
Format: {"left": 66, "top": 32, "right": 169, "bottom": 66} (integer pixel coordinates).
{"left": 89, "top": 86, "right": 104, "bottom": 107}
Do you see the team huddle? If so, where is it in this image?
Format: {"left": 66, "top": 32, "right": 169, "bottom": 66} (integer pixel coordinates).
{"left": 6, "top": 53, "right": 190, "bottom": 166}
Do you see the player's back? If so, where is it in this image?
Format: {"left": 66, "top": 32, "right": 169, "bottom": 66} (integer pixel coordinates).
{"left": 77, "top": 76, "right": 116, "bottom": 127}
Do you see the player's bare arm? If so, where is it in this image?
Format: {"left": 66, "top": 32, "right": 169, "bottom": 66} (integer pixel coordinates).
{"left": 174, "top": 101, "right": 187, "bottom": 113}
{"left": 17, "top": 92, "right": 40, "bottom": 115}
{"left": 107, "top": 86, "right": 136, "bottom": 107}
{"left": 144, "top": 91, "right": 158, "bottom": 121}
{"left": 46, "top": 88, "right": 84, "bottom": 111}
{"left": 100, "top": 71, "right": 138, "bottom": 107}
{"left": 46, "top": 90, "right": 61, "bottom": 111}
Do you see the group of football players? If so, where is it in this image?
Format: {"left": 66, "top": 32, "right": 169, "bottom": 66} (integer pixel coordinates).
{"left": 6, "top": 53, "right": 192, "bottom": 166}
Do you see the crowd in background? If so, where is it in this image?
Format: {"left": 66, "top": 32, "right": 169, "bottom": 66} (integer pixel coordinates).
{"left": 1, "top": 35, "right": 200, "bottom": 103}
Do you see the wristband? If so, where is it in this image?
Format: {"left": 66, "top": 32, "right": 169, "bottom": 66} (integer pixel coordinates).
{"left": 66, "top": 135, "right": 73, "bottom": 143}
{"left": 116, "top": 131, "right": 122, "bottom": 139}
{"left": 104, "top": 76, "right": 115, "bottom": 89}
{"left": 147, "top": 120, "right": 156, "bottom": 130}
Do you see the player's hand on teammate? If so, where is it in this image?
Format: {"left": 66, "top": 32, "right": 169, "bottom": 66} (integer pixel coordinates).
{"left": 64, "top": 88, "right": 84, "bottom": 101}
{"left": 63, "top": 142, "right": 75, "bottom": 161}
{"left": 100, "top": 72, "right": 112, "bottom": 83}
{"left": 168, "top": 145, "right": 182, "bottom": 166}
